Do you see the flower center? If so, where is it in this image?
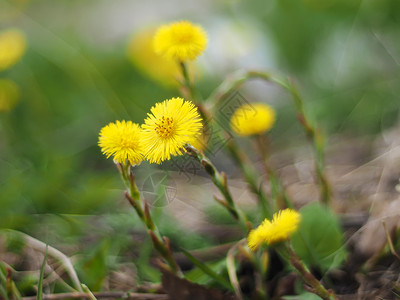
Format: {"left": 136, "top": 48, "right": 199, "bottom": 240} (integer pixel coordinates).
{"left": 155, "top": 116, "right": 174, "bottom": 138}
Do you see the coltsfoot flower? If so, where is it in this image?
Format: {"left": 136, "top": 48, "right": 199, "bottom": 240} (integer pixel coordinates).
{"left": 98, "top": 120, "right": 144, "bottom": 166}
{"left": 142, "top": 97, "right": 202, "bottom": 164}
{"left": 154, "top": 21, "right": 207, "bottom": 61}
{"left": 248, "top": 208, "right": 301, "bottom": 251}
{"left": 0, "top": 29, "right": 26, "bottom": 72}
{"left": 230, "top": 103, "right": 275, "bottom": 136}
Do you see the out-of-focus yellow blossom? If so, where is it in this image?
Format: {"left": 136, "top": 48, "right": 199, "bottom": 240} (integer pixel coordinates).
{"left": 230, "top": 103, "right": 275, "bottom": 136}
{"left": 0, "top": 79, "right": 20, "bottom": 112}
{"left": 127, "top": 28, "right": 181, "bottom": 87}
{"left": 0, "top": 29, "right": 26, "bottom": 72}
{"left": 142, "top": 97, "right": 202, "bottom": 164}
{"left": 154, "top": 21, "right": 207, "bottom": 62}
{"left": 190, "top": 129, "right": 208, "bottom": 152}
{"left": 98, "top": 120, "right": 144, "bottom": 166}
{"left": 247, "top": 208, "right": 301, "bottom": 251}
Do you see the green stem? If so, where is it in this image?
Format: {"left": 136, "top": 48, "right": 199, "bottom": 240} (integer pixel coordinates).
{"left": 179, "top": 61, "right": 211, "bottom": 124}
{"left": 254, "top": 135, "right": 293, "bottom": 210}
{"left": 179, "top": 61, "right": 197, "bottom": 101}
{"left": 185, "top": 145, "right": 251, "bottom": 233}
{"left": 285, "top": 245, "right": 337, "bottom": 300}
{"left": 225, "top": 139, "right": 272, "bottom": 219}
{"left": 179, "top": 63, "right": 273, "bottom": 219}
{"left": 288, "top": 82, "right": 331, "bottom": 205}
{"left": 117, "top": 163, "right": 181, "bottom": 275}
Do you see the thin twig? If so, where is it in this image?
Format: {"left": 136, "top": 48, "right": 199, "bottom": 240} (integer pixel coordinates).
{"left": 22, "top": 292, "right": 168, "bottom": 300}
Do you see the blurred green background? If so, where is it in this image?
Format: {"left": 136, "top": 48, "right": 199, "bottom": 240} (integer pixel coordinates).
{"left": 0, "top": 0, "right": 400, "bottom": 291}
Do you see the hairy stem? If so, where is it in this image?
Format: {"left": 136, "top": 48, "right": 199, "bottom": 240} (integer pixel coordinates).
{"left": 225, "top": 139, "right": 272, "bottom": 218}
{"left": 118, "top": 163, "right": 181, "bottom": 275}
{"left": 254, "top": 135, "right": 293, "bottom": 210}
{"left": 185, "top": 145, "right": 251, "bottom": 233}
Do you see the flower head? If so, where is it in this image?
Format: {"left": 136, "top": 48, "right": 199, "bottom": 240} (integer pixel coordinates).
{"left": 247, "top": 208, "right": 301, "bottom": 251}
{"left": 142, "top": 97, "right": 202, "bottom": 164}
{"left": 154, "top": 21, "right": 207, "bottom": 61}
{"left": 0, "top": 29, "right": 26, "bottom": 72}
{"left": 0, "top": 79, "right": 20, "bottom": 112}
{"left": 98, "top": 120, "right": 144, "bottom": 166}
{"left": 230, "top": 103, "right": 275, "bottom": 136}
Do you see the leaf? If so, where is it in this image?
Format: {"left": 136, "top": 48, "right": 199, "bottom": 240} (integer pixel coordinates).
{"left": 37, "top": 245, "right": 48, "bottom": 300}
{"left": 77, "top": 239, "right": 110, "bottom": 291}
{"left": 290, "top": 202, "right": 347, "bottom": 271}
{"left": 180, "top": 248, "right": 232, "bottom": 291}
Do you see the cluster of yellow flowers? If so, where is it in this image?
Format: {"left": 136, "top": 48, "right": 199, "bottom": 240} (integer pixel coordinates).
{"left": 101, "top": 20, "right": 299, "bottom": 252}
{"left": 98, "top": 97, "right": 202, "bottom": 165}
{"left": 100, "top": 21, "right": 208, "bottom": 166}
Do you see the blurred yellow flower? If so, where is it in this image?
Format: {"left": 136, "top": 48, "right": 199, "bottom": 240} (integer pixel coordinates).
{"left": 127, "top": 28, "right": 181, "bottom": 87}
{"left": 230, "top": 103, "right": 275, "bottom": 136}
{"left": 0, "top": 29, "right": 26, "bottom": 72}
{"left": 248, "top": 208, "right": 301, "bottom": 251}
{"left": 154, "top": 21, "right": 207, "bottom": 62}
{"left": 142, "top": 97, "right": 202, "bottom": 164}
{"left": 190, "top": 129, "right": 208, "bottom": 152}
{"left": 98, "top": 120, "right": 144, "bottom": 166}
{"left": 0, "top": 79, "right": 20, "bottom": 112}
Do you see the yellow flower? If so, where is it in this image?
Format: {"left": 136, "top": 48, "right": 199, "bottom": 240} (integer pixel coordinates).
{"left": 230, "top": 103, "right": 275, "bottom": 136}
{"left": 142, "top": 97, "right": 202, "bottom": 164}
{"left": 98, "top": 120, "right": 144, "bottom": 166}
{"left": 127, "top": 27, "right": 181, "bottom": 87}
{"left": 0, "top": 79, "right": 20, "bottom": 112}
{"left": 247, "top": 209, "right": 301, "bottom": 251}
{"left": 0, "top": 29, "right": 26, "bottom": 72}
{"left": 154, "top": 21, "right": 207, "bottom": 61}
{"left": 190, "top": 126, "right": 208, "bottom": 152}
{"left": 190, "top": 135, "right": 206, "bottom": 152}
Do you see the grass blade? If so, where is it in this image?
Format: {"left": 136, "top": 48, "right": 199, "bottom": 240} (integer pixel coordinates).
{"left": 37, "top": 245, "right": 48, "bottom": 300}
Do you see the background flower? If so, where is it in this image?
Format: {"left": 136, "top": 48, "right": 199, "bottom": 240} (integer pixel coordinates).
{"left": 230, "top": 103, "right": 276, "bottom": 136}
{"left": 0, "top": 29, "right": 26, "bottom": 72}
{"left": 154, "top": 20, "right": 207, "bottom": 61}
